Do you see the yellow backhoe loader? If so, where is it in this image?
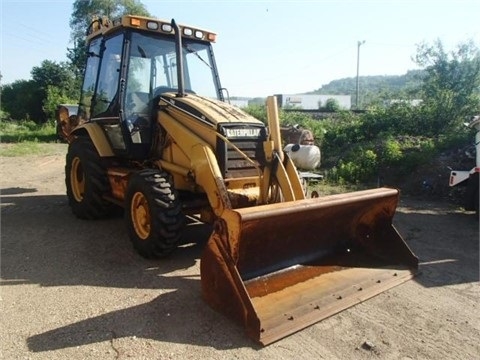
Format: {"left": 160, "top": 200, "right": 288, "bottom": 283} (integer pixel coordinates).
{"left": 58, "top": 15, "right": 418, "bottom": 345}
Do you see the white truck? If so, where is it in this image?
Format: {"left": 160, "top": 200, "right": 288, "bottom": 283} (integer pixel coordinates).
{"left": 449, "top": 115, "right": 480, "bottom": 215}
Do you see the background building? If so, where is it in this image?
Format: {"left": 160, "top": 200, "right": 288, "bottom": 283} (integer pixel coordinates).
{"left": 275, "top": 94, "right": 351, "bottom": 110}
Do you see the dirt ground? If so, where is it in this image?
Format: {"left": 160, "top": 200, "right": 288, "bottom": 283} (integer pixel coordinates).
{"left": 1, "top": 144, "right": 479, "bottom": 360}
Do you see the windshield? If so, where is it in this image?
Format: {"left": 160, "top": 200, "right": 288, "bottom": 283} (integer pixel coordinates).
{"left": 126, "top": 32, "right": 220, "bottom": 101}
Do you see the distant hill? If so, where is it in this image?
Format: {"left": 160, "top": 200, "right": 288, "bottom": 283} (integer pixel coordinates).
{"left": 307, "top": 69, "right": 424, "bottom": 105}
{"left": 232, "top": 70, "right": 425, "bottom": 106}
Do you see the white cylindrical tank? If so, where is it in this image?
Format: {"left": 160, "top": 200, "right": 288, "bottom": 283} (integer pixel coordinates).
{"left": 283, "top": 144, "right": 321, "bottom": 170}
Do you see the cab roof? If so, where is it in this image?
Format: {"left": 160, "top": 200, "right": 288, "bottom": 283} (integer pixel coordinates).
{"left": 86, "top": 14, "right": 217, "bottom": 44}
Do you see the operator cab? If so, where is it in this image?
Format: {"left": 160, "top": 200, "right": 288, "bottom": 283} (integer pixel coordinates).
{"left": 77, "top": 16, "right": 223, "bottom": 159}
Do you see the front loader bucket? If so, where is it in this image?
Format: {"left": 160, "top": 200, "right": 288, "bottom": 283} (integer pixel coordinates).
{"left": 200, "top": 187, "right": 418, "bottom": 345}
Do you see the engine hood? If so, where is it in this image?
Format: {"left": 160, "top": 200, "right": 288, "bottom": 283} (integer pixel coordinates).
{"left": 159, "top": 93, "right": 264, "bottom": 127}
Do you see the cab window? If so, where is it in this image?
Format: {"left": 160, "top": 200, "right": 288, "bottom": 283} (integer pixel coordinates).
{"left": 78, "top": 37, "right": 101, "bottom": 121}
{"left": 91, "top": 35, "right": 123, "bottom": 117}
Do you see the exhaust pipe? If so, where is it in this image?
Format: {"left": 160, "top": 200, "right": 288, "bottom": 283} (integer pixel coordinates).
{"left": 171, "top": 19, "right": 185, "bottom": 97}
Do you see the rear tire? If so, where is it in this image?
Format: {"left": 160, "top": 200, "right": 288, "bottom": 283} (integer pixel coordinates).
{"left": 65, "top": 137, "right": 113, "bottom": 219}
{"left": 125, "top": 170, "right": 185, "bottom": 258}
{"left": 465, "top": 173, "right": 479, "bottom": 217}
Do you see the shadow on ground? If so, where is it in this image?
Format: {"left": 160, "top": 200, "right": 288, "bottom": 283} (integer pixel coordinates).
{"left": 1, "top": 192, "right": 478, "bottom": 351}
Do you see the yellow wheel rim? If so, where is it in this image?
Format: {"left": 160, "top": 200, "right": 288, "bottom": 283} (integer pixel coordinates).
{"left": 71, "top": 157, "right": 85, "bottom": 202}
{"left": 131, "top": 192, "right": 151, "bottom": 240}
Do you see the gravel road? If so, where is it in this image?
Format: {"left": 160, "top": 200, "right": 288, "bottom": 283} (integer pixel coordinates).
{"left": 1, "top": 144, "right": 479, "bottom": 359}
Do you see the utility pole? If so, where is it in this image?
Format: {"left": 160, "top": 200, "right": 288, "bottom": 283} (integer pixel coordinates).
{"left": 356, "top": 40, "right": 365, "bottom": 109}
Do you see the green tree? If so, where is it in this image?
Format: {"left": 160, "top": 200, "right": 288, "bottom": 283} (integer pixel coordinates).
{"left": 31, "top": 60, "right": 79, "bottom": 121}
{"left": 324, "top": 98, "right": 340, "bottom": 112}
{"left": 414, "top": 39, "right": 480, "bottom": 134}
{"left": 1, "top": 61, "right": 78, "bottom": 122}
{"left": 68, "top": 0, "right": 151, "bottom": 75}
{"left": 1, "top": 80, "right": 43, "bottom": 121}
{"left": 31, "top": 60, "right": 77, "bottom": 96}
{"left": 43, "top": 86, "right": 76, "bottom": 120}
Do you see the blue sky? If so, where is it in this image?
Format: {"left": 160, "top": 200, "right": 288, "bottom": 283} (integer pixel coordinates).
{"left": 1, "top": 0, "right": 479, "bottom": 97}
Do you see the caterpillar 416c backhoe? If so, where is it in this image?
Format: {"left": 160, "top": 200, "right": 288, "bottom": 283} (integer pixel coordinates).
{"left": 58, "top": 15, "right": 418, "bottom": 345}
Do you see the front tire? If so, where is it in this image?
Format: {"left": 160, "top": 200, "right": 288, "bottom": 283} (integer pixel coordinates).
{"left": 65, "top": 137, "right": 113, "bottom": 219}
{"left": 125, "top": 170, "right": 185, "bottom": 258}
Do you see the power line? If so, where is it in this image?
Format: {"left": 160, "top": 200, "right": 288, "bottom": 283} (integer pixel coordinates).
{"left": 18, "top": 22, "right": 56, "bottom": 40}
{"left": 3, "top": 32, "right": 66, "bottom": 58}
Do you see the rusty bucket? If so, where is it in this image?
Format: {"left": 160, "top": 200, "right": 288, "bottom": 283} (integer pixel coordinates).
{"left": 200, "top": 187, "right": 418, "bottom": 345}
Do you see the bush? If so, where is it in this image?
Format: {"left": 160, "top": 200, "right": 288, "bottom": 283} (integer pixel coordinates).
{"left": 279, "top": 110, "right": 328, "bottom": 145}
{"left": 0, "top": 120, "right": 57, "bottom": 142}
{"left": 243, "top": 105, "right": 328, "bottom": 145}
{"left": 242, "top": 100, "right": 474, "bottom": 187}
{"left": 243, "top": 104, "right": 267, "bottom": 123}
{"left": 335, "top": 149, "right": 378, "bottom": 184}
{"left": 324, "top": 98, "right": 340, "bottom": 112}
{"left": 397, "top": 137, "right": 436, "bottom": 174}
{"left": 381, "top": 137, "right": 403, "bottom": 163}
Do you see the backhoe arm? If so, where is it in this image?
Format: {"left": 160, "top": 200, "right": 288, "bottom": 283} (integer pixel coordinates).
{"left": 260, "top": 96, "right": 305, "bottom": 203}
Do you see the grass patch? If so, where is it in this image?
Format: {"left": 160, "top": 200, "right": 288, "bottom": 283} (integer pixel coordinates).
{"left": 0, "top": 120, "right": 62, "bottom": 156}
{"left": 308, "top": 179, "right": 365, "bottom": 196}
{"left": 0, "top": 142, "right": 67, "bottom": 157}
{"left": 0, "top": 120, "right": 58, "bottom": 143}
